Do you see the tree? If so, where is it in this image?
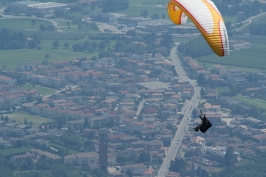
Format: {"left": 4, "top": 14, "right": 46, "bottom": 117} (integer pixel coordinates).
{"left": 16, "top": 140, "right": 25, "bottom": 148}
{"left": 1, "top": 116, "right": 4, "bottom": 121}
{"left": 4, "top": 116, "right": 9, "bottom": 122}
{"left": 39, "top": 24, "right": 46, "bottom": 31}
{"left": 24, "top": 119, "right": 28, "bottom": 125}
{"left": 197, "top": 74, "right": 206, "bottom": 86}
{"left": 91, "top": 41, "right": 98, "bottom": 49}
{"left": 224, "top": 146, "right": 237, "bottom": 166}
{"left": 63, "top": 42, "right": 69, "bottom": 48}
{"left": 53, "top": 40, "right": 60, "bottom": 48}
{"left": 169, "top": 157, "right": 187, "bottom": 173}
{"left": 98, "top": 41, "right": 106, "bottom": 50}
{"left": 138, "top": 151, "right": 151, "bottom": 163}
{"left": 83, "top": 117, "right": 89, "bottom": 128}
{"left": 31, "top": 19, "right": 36, "bottom": 25}
{"left": 42, "top": 60, "right": 48, "bottom": 65}
{"left": 45, "top": 53, "right": 50, "bottom": 58}
{"left": 127, "top": 169, "right": 133, "bottom": 177}
{"left": 141, "top": 10, "right": 148, "bottom": 18}
{"left": 28, "top": 39, "right": 38, "bottom": 49}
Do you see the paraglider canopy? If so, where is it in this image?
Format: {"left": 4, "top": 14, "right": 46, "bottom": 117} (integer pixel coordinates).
{"left": 168, "top": 0, "right": 229, "bottom": 57}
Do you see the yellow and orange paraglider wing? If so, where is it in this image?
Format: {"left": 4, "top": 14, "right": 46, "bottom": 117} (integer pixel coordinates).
{"left": 168, "top": 0, "right": 229, "bottom": 57}
{"left": 168, "top": 1, "right": 187, "bottom": 25}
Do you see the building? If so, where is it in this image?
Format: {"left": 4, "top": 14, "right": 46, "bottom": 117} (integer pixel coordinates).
{"left": 120, "top": 164, "right": 146, "bottom": 175}
{"left": 137, "top": 19, "right": 174, "bottom": 32}
{"left": 7, "top": 1, "right": 69, "bottom": 16}
{"left": 67, "top": 120, "right": 84, "bottom": 131}
{"left": 0, "top": 75, "right": 16, "bottom": 85}
{"left": 64, "top": 152, "right": 98, "bottom": 169}
{"left": 205, "top": 146, "right": 226, "bottom": 162}
{"left": 99, "top": 128, "right": 108, "bottom": 173}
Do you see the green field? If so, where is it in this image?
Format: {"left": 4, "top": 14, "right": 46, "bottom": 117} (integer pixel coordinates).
{"left": 110, "top": 0, "right": 169, "bottom": 18}
{"left": 234, "top": 95, "right": 266, "bottom": 110}
{"left": 53, "top": 19, "right": 71, "bottom": 26}
{"left": 121, "top": 4, "right": 168, "bottom": 18}
{"left": 216, "top": 86, "right": 229, "bottom": 94}
{"left": 49, "top": 142, "right": 79, "bottom": 154}
{"left": 223, "top": 15, "right": 237, "bottom": 23}
{"left": 196, "top": 39, "right": 266, "bottom": 70}
{"left": 0, "top": 18, "right": 51, "bottom": 30}
{"left": 0, "top": 146, "right": 30, "bottom": 156}
{"left": 22, "top": 83, "right": 56, "bottom": 95}
{"left": 2, "top": 112, "right": 54, "bottom": 127}
{"left": 129, "top": 0, "right": 164, "bottom": 6}
{"left": 0, "top": 39, "right": 99, "bottom": 69}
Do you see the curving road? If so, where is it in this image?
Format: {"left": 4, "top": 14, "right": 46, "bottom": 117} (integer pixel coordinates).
{"left": 157, "top": 46, "right": 201, "bottom": 177}
{"left": 0, "top": 8, "right": 62, "bottom": 32}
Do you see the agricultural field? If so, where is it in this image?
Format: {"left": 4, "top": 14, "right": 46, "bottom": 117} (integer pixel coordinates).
{"left": 234, "top": 95, "right": 266, "bottom": 110}
{"left": 22, "top": 83, "right": 56, "bottom": 95}
{"left": 0, "top": 38, "right": 100, "bottom": 69}
{"left": 122, "top": 4, "right": 168, "bottom": 18}
{"left": 116, "top": 0, "right": 168, "bottom": 18}
{"left": 0, "top": 18, "right": 51, "bottom": 30}
{"left": 2, "top": 112, "right": 54, "bottom": 127}
{"left": 196, "top": 36, "right": 266, "bottom": 71}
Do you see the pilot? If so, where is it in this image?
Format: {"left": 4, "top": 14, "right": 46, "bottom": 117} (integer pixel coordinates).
{"left": 194, "top": 113, "right": 212, "bottom": 133}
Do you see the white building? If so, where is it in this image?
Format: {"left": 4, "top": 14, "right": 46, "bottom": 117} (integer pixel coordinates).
{"left": 108, "top": 154, "right": 116, "bottom": 165}
{"left": 64, "top": 152, "right": 99, "bottom": 169}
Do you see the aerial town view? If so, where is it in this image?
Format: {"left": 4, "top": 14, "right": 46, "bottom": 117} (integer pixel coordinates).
{"left": 1, "top": 0, "right": 266, "bottom": 177}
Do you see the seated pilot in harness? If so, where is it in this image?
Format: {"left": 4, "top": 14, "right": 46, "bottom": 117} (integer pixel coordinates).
{"left": 193, "top": 110, "right": 212, "bottom": 133}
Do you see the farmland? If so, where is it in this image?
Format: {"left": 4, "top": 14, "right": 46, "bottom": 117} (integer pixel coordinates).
{"left": 196, "top": 36, "right": 266, "bottom": 71}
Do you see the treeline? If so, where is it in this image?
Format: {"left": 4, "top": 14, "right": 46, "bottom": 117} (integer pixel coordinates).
{"left": 101, "top": 0, "right": 129, "bottom": 13}
{"left": 0, "top": 28, "right": 26, "bottom": 50}
{"left": 177, "top": 36, "right": 213, "bottom": 58}
{"left": 0, "top": 28, "right": 42, "bottom": 50}
{"left": 72, "top": 31, "right": 173, "bottom": 57}
{"left": 249, "top": 23, "right": 266, "bottom": 36}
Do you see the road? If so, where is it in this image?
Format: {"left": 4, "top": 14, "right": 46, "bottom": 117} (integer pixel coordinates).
{"left": 235, "top": 12, "right": 266, "bottom": 32}
{"left": 157, "top": 46, "right": 201, "bottom": 177}
{"left": 0, "top": 8, "right": 62, "bottom": 32}
{"left": 136, "top": 99, "right": 146, "bottom": 116}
